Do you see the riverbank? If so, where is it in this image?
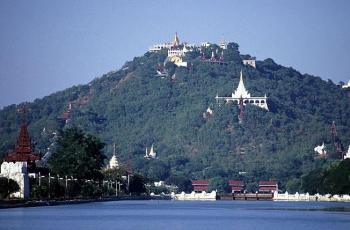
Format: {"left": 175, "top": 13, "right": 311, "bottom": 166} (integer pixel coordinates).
{"left": 0, "top": 195, "right": 171, "bottom": 209}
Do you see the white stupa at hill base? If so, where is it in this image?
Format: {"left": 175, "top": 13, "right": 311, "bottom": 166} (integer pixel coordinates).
{"left": 344, "top": 145, "right": 350, "bottom": 160}
{"left": 107, "top": 143, "right": 119, "bottom": 169}
{"left": 342, "top": 80, "right": 350, "bottom": 89}
{"left": 144, "top": 144, "right": 157, "bottom": 159}
{"left": 314, "top": 143, "right": 327, "bottom": 156}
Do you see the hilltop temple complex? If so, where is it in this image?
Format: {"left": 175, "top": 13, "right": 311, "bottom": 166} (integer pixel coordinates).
{"left": 149, "top": 33, "right": 230, "bottom": 67}
{"left": 215, "top": 70, "right": 269, "bottom": 111}
{"left": 149, "top": 33, "right": 194, "bottom": 67}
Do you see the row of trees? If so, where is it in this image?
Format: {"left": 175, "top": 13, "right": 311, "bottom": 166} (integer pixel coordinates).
{"left": 30, "top": 127, "right": 147, "bottom": 200}
{"left": 301, "top": 159, "right": 350, "bottom": 195}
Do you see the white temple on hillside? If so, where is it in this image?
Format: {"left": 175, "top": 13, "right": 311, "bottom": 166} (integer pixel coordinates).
{"left": 243, "top": 58, "right": 256, "bottom": 68}
{"left": 144, "top": 144, "right": 157, "bottom": 159}
{"left": 314, "top": 143, "right": 327, "bottom": 156}
{"left": 108, "top": 143, "right": 119, "bottom": 169}
{"left": 219, "top": 37, "right": 228, "bottom": 50}
{"left": 166, "top": 33, "right": 192, "bottom": 67}
{"left": 344, "top": 145, "right": 350, "bottom": 160}
{"left": 215, "top": 70, "right": 268, "bottom": 110}
{"left": 342, "top": 80, "right": 350, "bottom": 89}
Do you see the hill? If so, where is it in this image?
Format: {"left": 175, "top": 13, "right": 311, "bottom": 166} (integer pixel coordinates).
{"left": 1, "top": 42, "right": 350, "bottom": 191}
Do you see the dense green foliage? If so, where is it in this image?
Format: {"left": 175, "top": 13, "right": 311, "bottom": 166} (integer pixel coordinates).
{"left": 1, "top": 42, "right": 350, "bottom": 191}
{"left": 301, "top": 159, "right": 350, "bottom": 194}
{"left": 0, "top": 177, "right": 19, "bottom": 199}
{"left": 48, "top": 127, "right": 106, "bottom": 180}
{"left": 165, "top": 174, "right": 193, "bottom": 193}
{"left": 208, "top": 177, "right": 230, "bottom": 193}
{"left": 129, "top": 174, "right": 146, "bottom": 195}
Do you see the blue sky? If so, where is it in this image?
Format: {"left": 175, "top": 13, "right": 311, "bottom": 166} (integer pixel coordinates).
{"left": 0, "top": 0, "right": 349, "bottom": 108}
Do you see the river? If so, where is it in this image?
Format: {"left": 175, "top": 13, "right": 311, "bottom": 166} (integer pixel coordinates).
{"left": 1, "top": 200, "right": 350, "bottom": 230}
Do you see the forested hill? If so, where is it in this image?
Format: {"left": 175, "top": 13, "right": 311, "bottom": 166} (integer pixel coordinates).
{"left": 1, "top": 42, "right": 350, "bottom": 190}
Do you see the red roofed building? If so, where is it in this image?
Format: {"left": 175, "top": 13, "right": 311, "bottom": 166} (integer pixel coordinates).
{"left": 228, "top": 180, "right": 244, "bottom": 193}
{"left": 0, "top": 109, "right": 40, "bottom": 198}
{"left": 259, "top": 181, "right": 278, "bottom": 193}
{"left": 192, "top": 180, "right": 209, "bottom": 192}
{"left": 4, "top": 116, "right": 40, "bottom": 162}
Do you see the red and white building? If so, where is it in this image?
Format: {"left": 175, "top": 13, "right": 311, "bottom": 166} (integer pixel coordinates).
{"left": 192, "top": 180, "right": 209, "bottom": 192}
{"left": 228, "top": 180, "right": 244, "bottom": 193}
{"left": 259, "top": 181, "right": 278, "bottom": 193}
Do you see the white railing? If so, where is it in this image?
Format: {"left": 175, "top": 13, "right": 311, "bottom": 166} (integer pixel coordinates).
{"left": 273, "top": 191, "right": 350, "bottom": 202}
{"left": 171, "top": 191, "right": 216, "bottom": 200}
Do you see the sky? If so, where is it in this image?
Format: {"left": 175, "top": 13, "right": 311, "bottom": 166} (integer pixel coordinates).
{"left": 0, "top": 0, "right": 349, "bottom": 108}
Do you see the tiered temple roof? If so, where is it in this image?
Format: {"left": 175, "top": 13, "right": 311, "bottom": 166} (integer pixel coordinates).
{"left": 4, "top": 120, "right": 40, "bottom": 162}
{"left": 216, "top": 70, "right": 268, "bottom": 111}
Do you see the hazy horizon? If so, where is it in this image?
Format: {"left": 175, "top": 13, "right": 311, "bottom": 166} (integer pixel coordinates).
{"left": 1, "top": 0, "right": 350, "bottom": 108}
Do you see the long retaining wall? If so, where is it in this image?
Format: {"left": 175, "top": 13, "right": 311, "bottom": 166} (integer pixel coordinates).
{"left": 273, "top": 191, "right": 350, "bottom": 202}
{"left": 171, "top": 191, "right": 216, "bottom": 200}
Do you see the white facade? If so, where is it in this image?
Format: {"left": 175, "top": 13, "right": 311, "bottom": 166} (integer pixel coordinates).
{"left": 314, "top": 143, "right": 327, "bottom": 156}
{"left": 219, "top": 37, "right": 227, "bottom": 49}
{"left": 201, "top": 42, "right": 211, "bottom": 48}
{"left": 216, "top": 70, "right": 268, "bottom": 110}
{"left": 144, "top": 144, "right": 157, "bottom": 159}
{"left": 243, "top": 59, "right": 256, "bottom": 68}
{"left": 171, "top": 191, "right": 216, "bottom": 200}
{"left": 109, "top": 155, "right": 119, "bottom": 169}
{"left": 154, "top": 181, "right": 165, "bottom": 187}
{"left": 108, "top": 143, "right": 119, "bottom": 169}
{"left": 342, "top": 80, "right": 350, "bottom": 89}
{"left": 0, "top": 161, "right": 29, "bottom": 199}
{"left": 149, "top": 43, "right": 173, "bottom": 52}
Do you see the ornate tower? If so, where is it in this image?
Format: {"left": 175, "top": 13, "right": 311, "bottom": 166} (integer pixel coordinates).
{"left": 172, "top": 32, "right": 180, "bottom": 47}
{"left": 0, "top": 108, "right": 40, "bottom": 199}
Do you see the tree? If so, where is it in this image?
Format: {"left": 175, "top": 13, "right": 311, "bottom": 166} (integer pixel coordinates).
{"left": 208, "top": 177, "right": 229, "bottom": 193}
{"left": 129, "top": 174, "right": 146, "bottom": 195}
{"left": 48, "top": 127, "right": 106, "bottom": 180}
{"left": 0, "top": 177, "right": 19, "bottom": 199}
{"left": 165, "top": 175, "right": 192, "bottom": 193}
{"left": 301, "top": 159, "right": 350, "bottom": 194}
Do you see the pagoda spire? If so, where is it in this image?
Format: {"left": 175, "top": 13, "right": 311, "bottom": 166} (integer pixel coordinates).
{"left": 4, "top": 107, "right": 40, "bottom": 162}
{"left": 113, "top": 142, "right": 116, "bottom": 157}
{"left": 108, "top": 142, "right": 119, "bottom": 169}
{"left": 233, "top": 70, "right": 250, "bottom": 98}
{"left": 172, "top": 32, "right": 180, "bottom": 47}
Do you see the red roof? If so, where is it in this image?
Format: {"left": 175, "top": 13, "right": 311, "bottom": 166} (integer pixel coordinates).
{"left": 228, "top": 180, "right": 244, "bottom": 186}
{"left": 4, "top": 123, "right": 41, "bottom": 162}
{"left": 259, "top": 181, "right": 278, "bottom": 186}
{"left": 259, "top": 186, "right": 278, "bottom": 191}
{"left": 192, "top": 180, "right": 209, "bottom": 186}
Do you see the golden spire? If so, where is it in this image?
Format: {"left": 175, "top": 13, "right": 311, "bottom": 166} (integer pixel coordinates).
{"left": 173, "top": 32, "right": 180, "bottom": 47}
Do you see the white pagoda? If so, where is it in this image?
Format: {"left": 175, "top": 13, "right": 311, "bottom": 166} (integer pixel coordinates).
{"left": 314, "top": 143, "right": 327, "bottom": 156}
{"left": 342, "top": 80, "right": 350, "bottom": 89}
{"left": 108, "top": 143, "right": 119, "bottom": 169}
{"left": 215, "top": 70, "right": 268, "bottom": 110}
{"left": 144, "top": 144, "right": 157, "bottom": 159}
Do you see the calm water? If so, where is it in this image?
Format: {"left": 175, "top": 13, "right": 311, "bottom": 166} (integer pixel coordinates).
{"left": 1, "top": 200, "right": 350, "bottom": 230}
